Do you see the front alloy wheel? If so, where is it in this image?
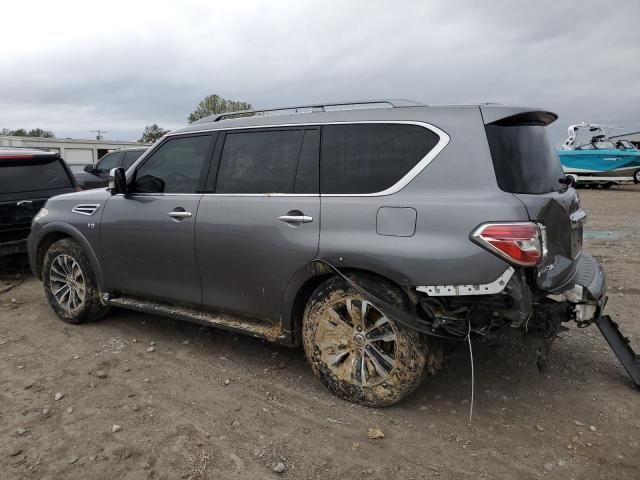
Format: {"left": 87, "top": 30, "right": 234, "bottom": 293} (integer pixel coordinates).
{"left": 49, "top": 254, "right": 87, "bottom": 313}
{"left": 42, "top": 238, "right": 110, "bottom": 324}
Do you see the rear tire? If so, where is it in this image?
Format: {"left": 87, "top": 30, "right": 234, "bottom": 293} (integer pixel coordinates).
{"left": 634, "top": 169, "right": 640, "bottom": 184}
{"left": 42, "top": 238, "right": 110, "bottom": 324}
{"left": 302, "top": 275, "right": 441, "bottom": 406}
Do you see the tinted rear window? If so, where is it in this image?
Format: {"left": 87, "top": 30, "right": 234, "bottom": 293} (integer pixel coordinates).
{"left": 0, "top": 157, "right": 72, "bottom": 193}
{"left": 321, "top": 124, "right": 439, "bottom": 194}
{"left": 485, "top": 125, "right": 564, "bottom": 194}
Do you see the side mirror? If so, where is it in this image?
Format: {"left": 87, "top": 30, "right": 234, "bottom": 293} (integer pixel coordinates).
{"left": 83, "top": 164, "right": 95, "bottom": 174}
{"left": 108, "top": 167, "right": 127, "bottom": 195}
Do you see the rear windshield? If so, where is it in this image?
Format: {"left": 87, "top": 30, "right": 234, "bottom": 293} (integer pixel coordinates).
{"left": 485, "top": 125, "right": 564, "bottom": 194}
{"left": 0, "top": 157, "right": 73, "bottom": 193}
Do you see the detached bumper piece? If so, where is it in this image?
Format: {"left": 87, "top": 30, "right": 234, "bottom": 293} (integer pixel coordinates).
{"left": 597, "top": 315, "right": 640, "bottom": 390}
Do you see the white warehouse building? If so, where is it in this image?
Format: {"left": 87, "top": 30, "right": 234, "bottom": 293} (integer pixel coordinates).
{"left": 0, "top": 135, "right": 150, "bottom": 172}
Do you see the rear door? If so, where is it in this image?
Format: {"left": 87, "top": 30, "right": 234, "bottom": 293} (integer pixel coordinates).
{"left": 100, "top": 134, "right": 215, "bottom": 304}
{"left": 196, "top": 127, "right": 320, "bottom": 321}
{"left": 0, "top": 155, "right": 75, "bottom": 245}
{"left": 484, "top": 117, "right": 585, "bottom": 291}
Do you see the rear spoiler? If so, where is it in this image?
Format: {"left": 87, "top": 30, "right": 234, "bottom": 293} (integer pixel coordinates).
{"left": 480, "top": 107, "right": 558, "bottom": 126}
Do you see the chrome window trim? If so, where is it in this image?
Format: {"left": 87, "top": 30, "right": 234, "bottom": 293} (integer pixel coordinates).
{"left": 163, "top": 120, "right": 450, "bottom": 198}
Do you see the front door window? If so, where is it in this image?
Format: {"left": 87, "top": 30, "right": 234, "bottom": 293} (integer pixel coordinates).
{"left": 133, "top": 136, "right": 212, "bottom": 194}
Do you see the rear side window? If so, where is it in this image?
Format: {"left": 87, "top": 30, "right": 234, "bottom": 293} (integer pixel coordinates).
{"left": 485, "top": 125, "right": 564, "bottom": 194}
{"left": 122, "top": 150, "right": 143, "bottom": 170}
{"left": 0, "top": 157, "right": 72, "bottom": 193}
{"left": 216, "top": 129, "right": 318, "bottom": 194}
{"left": 321, "top": 124, "right": 439, "bottom": 194}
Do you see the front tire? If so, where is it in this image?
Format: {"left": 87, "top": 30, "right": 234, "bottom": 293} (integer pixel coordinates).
{"left": 634, "top": 169, "right": 640, "bottom": 184}
{"left": 42, "top": 238, "right": 110, "bottom": 324}
{"left": 302, "top": 276, "right": 439, "bottom": 406}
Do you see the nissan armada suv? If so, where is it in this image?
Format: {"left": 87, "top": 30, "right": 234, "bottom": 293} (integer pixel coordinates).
{"left": 28, "top": 100, "right": 622, "bottom": 406}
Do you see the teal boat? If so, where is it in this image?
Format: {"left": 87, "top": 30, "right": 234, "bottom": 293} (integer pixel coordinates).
{"left": 558, "top": 123, "right": 640, "bottom": 187}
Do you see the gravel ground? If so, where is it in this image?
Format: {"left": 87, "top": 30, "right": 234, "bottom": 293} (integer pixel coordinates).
{"left": 1, "top": 186, "right": 639, "bottom": 479}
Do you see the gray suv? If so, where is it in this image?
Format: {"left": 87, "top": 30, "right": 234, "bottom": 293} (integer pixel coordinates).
{"left": 28, "top": 100, "right": 624, "bottom": 406}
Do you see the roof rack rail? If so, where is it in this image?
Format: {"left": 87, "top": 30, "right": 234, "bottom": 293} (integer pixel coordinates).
{"left": 192, "top": 99, "right": 425, "bottom": 124}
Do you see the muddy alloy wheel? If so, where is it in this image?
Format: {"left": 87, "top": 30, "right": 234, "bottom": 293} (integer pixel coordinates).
{"left": 42, "top": 238, "right": 110, "bottom": 324}
{"left": 319, "top": 297, "right": 398, "bottom": 387}
{"left": 303, "top": 276, "right": 437, "bottom": 407}
{"left": 49, "top": 254, "right": 87, "bottom": 312}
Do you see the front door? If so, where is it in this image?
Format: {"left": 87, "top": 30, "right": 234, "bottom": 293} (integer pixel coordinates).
{"left": 100, "top": 133, "right": 215, "bottom": 304}
{"left": 196, "top": 127, "right": 320, "bottom": 321}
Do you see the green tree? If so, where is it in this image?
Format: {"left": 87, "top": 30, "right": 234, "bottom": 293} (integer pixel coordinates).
{"left": 139, "top": 124, "right": 169, "bottom": 143}
{"left": 188, "top": 94, "right": 252, "bottom": 123}
{"left": 27, "top": 128, "right": 55, "bottom": 138}
{"left": 1, "top": 128, "right": 55, "bottom": 137}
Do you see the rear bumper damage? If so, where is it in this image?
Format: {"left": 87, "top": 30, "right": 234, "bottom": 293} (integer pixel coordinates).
{"left": 317, "top": 251, "right": 639, "bottom": 390}
{"left": 544, "top": 252, "right": 606, "bottom": 324}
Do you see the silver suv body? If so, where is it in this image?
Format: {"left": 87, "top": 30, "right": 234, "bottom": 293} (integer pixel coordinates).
{"left": 27, "top": 100, "right": 609, "bottom": 405}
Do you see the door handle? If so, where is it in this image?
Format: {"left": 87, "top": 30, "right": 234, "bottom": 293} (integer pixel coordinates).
{"left": 278, "top": 215, "right": 313, "bottom": 224}
{"left": 167, "top": 211, "right": 192, "bottom": 219}
{"left": 17, "top": 200, "right": 33, "bottom": 207}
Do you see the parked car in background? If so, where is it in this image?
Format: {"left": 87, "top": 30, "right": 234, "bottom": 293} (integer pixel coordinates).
{"left": 74, "top": 147, "right": 146, "bottom": 190}
{"left": 1, "top": 148, "right": 78, "bottom": 257}
{"left": 28, "top": 100, "right": 625, "bottom": 407}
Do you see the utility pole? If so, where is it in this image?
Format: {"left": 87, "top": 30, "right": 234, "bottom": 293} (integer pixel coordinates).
{"left": 91, "top": 130, "right": 107, "bottom": 141}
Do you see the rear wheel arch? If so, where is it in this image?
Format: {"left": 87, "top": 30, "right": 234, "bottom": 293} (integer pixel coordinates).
{"left": 287, "top": 265, "right": 413, "bottom": 346}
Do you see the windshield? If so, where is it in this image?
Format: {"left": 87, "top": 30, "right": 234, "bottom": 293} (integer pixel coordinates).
{"left": 594, "top": 141, "right": 615, "bottom": 150}
{"left": 485, "top": 124, "right": 565, "bottom": 194}
{"left": 617, "top": 140, "right": 636, "bottom": 150}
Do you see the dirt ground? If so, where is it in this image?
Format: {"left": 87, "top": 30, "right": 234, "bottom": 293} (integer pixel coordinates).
{"left": 1, "top": 186, "right": 639, "bottom": 480}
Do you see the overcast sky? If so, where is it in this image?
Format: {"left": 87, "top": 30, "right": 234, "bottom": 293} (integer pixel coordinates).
{"left": 1, "top": 0, "right": 638, "bottom": 144}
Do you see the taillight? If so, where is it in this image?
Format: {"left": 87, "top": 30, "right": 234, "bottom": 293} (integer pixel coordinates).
{"left": 75, "top": 186, "right": 83, "bottom": 192}
{"left": 471, "top": 222, "right": 545, "bottom": 266}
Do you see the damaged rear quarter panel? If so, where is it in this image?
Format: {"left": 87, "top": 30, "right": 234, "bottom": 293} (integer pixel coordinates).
{"left": 316, "top": 107, "right": 529, "bottom": 289}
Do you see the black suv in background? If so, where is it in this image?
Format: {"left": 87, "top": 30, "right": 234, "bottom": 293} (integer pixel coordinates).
{"left": 74, "top": 147, "right": 146, "bottom": 190}
{"left": 0, "top": 148, "right": 78, "bottom": 257}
